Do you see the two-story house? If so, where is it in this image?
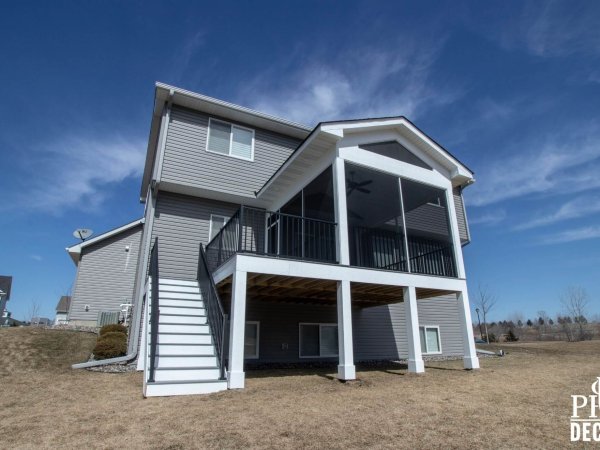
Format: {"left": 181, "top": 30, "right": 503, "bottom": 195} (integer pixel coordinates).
{"left": 68, "top": 82, "right": 479, "bottom": 397}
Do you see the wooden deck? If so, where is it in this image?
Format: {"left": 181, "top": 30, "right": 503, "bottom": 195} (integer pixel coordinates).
{"left": 216, "top": 273, "right": 455, "bottom": 308}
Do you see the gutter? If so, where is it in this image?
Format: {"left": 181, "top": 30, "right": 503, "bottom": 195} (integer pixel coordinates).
{"left": 72, "top": 353, "right": 135, "bottom": 369}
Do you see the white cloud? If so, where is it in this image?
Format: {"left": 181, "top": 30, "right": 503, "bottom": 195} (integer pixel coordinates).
{"left": 515, "top": 196, "right": 600, "bottom": 230}
{"left": 12, "top": 134, "right": 145, "bottom": 214}
{"left": 469, "top": 209, "right": 507, "bottom": 226}
{"left": 30, "top": 255, "right": 43, "bottom": 262}
{"left": 501, "top": 1, "right": 600, "bottom": 58}
{"left": 540, "top": 226, "right": 600, "bottom": 245}
{"left": 237, "top": 41, "right": 458, "bottom": 126}
{"left": 467, "top": 124, "right": 600, "bottom": 207}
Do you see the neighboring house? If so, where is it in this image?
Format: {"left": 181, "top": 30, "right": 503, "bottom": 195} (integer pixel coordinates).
{"left": 31, "top": 317, "right": 52, "bottom": 326}
{"left": 0, "top": 275, "right": 13, "bottom": 320}
{"left": 54, "top": 296, "right": 71, "bottom": 325}
{"left": 65, "top": 220, "right": 143, "bottom": 326}
{"left": 70, "top": 82, "right": 480, "bottom": 397}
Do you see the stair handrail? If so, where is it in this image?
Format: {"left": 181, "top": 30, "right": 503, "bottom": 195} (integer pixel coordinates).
{"left": 148, "top": 237, "right": 160, "bottom": 383}
{"left": 197, "top": 243, "right": 227, "bottom": 380}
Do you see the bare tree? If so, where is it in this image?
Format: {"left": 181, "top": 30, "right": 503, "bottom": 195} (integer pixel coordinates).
{"left": 28, "top": 299, "right": 41, "bottom": 324}
{"left": 561, "top": 286, "right": 590, "bottom": 341}
{"left": 474, "top": 284, "right": 497, "bottom": 344}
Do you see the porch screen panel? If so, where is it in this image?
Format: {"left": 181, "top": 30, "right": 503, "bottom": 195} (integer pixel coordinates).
{"left": 400, "top": 179, "right": 457, "bottom": 277}
{"left": 303, "top": 167, "right": 335, "bottom": 261}
{"left": 345, "top": 163, "right": 408, "bottom": 271}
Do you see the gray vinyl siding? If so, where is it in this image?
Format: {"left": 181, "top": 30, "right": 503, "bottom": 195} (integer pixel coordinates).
{"left": 151, "top": 191, "right": 239, "bottom": 280}
{"left": 354, "top": 294, "right": 464, "bottom": 360}
{"left": 244, "top": 300, "right": 338, "bottom": 363}
{"left": 69, "top": 225, "right": 143, "bottom": 323}
{"left": 242, "top": 295, "right": 464, "bottom": 363}
{"left": 453, "top": 187, "right": 470, "bottom": 244}
{"left": 160, "top": 106, "right": 301, "bottom": 197}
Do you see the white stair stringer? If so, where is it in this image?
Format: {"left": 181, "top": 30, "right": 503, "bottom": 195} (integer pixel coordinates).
{"left": 143, "top": 278, "right": 227, "bottom": 397}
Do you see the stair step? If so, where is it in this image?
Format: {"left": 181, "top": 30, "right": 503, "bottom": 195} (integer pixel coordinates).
{"left": 159, "top": 324, "right": 210, "bottom": 334}
{"left": 154, "top": 367, "right": 220, "bottom": 381}
{"left": 160, "top": 297, "right": 204, "bottom": 307}
{"left": 158, "top": 333, "right": 212, "bottom": 345}
{"left": 145, "top": 380, "right": 227, "bottom": 397}
{"left": 157, "top": 344, "right": 215, "bottom": 356}
{"left": 158, "top": 314, "right": 207, "bottom": 325}
{"left": 159, "top": 291, "right": 202, "bottom": 300}
{"left": 158, "top": 278, "right": 198, "bottom": 287}
{"left": 159, "top": 286, "right": 200, "bottom": 294}
{"left": 156, "top": 355, "right": 218, "bottom": 367}
{"left": 155, "top": 306, "right": 206, "bottom": 316}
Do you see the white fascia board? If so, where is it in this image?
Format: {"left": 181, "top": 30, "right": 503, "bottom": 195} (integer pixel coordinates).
{"left": 233, "top": 254, "right": 467, "bottom": 292}
{"left": 65, "top": 218, "right": 145, "bottom": 265}
{"left": 322, "top": 119, "right": 474, "bottom": 184}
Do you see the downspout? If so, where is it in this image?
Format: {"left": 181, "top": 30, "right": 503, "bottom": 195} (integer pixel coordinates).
{"left": 72, "top": 93, "right": 173, "bottom": 370}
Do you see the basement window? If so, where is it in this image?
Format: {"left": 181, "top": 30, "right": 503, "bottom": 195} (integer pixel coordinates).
{"left": 245, "top": 321, "right": 260, "bottom": 359}
{"left": 419, "top": 325, "right": 442, "bottom": 355}
{"left": 299, "top": 323, "right": 338, "bottom": 358}
{"left": 207, "top": 118, "right": 254, "bottom": 161}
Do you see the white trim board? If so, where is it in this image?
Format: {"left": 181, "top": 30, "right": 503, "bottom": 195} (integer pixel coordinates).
{"left": 65, "top": 218, "right": 144, "bottom": 265}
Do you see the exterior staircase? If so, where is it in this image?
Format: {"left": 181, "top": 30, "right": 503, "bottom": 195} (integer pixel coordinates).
{"left": 143, "top": 278, "right": 227, "bottom": 396}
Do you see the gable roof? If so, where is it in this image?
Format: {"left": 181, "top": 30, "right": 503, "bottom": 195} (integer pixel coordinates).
{"left": 257, "top": 116, "right": 475, "bottom": 202}
{"left": 0, "top": 276, "right": 12, "bottom": 300}
{"left": 65, "top": 219, "right": 144, "bottom": 264}
{"left": 56, "top": 296, "right": 71, "bottom": 313}
{"left": 140, "top": 82, "right": 312, "bottom": 201}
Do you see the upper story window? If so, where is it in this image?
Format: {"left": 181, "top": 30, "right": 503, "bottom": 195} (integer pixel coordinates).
{"left": 206, "top": 118, "right": 255, "bottom": 161}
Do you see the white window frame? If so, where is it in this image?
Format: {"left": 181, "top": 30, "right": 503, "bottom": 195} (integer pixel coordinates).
{"left": 298, "top": 322, "right": 338, "bottom": 358}
{"left": 208, "top": 214, "right": 229, "bottom": 242}
{"left": 206, "top": 117, "right": 255, "bottom": 162}
{"left": 244, "top": 321, "right": 260, "bottom": 359}
{"left": 419, "top": 325, "right": 442, "bottom": 355}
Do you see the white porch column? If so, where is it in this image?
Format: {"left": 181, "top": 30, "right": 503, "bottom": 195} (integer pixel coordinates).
{"left": 227, "top": 270, "right": 247, "bottom": 388}
{"left": 458, "top": 290, "right": 480, "bottom": 369}
{"left": 403, "top": 286, "right": 424, "bottom": 373}
{"left": 337, "top": 279, "right": 356, "bottom": 380}
{"left": 332, "top": 157, "right": 350, "bottom": 265}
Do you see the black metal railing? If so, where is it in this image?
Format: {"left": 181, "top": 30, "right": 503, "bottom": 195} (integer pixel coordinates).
{"left": 205, "top": 206, "right": 337, "bottom": 272}
{"left": 147, "top": 237, "right": 159, "bottom": 383}
{"left": 348, "top": 226, "right": 457, "bottom": 277}
{"left": 408, "top": 238, "right": 456, "bottom": 278}
{"left": 197, "top": 244, "right": 227, "bottom": 380}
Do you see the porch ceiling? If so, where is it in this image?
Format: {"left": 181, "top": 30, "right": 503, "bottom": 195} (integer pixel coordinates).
{"left": 215, "top": 274, "right": 456, "bottom": 308}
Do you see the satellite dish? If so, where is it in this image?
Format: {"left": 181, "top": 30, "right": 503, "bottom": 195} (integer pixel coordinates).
{"left": 73, "top": 228, "right": 93, "bottom": 242}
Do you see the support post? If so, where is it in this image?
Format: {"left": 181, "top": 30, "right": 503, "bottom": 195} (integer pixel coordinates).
{"left": 337, "top": 279, "right": 356, "bottom": 380}
{"left": 458, "top": 290, "right": 480, "bottom": 369}
{"left": 332, "top": 157, "right": 350, "bottom": 265}
{"left": 403, "top": 286, "right": 424, "bottom": 373}
{"left": 227, "top": 269, "right": 247, "bottom": 388}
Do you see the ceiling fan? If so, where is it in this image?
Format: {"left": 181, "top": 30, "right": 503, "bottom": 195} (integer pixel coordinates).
{"left": 346, "top": 171, "right": 373, "bottom": 196}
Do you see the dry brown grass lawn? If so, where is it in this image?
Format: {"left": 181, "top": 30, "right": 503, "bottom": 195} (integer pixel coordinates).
{"left": 0, "top": 327, "right": 598, "bottom": 449}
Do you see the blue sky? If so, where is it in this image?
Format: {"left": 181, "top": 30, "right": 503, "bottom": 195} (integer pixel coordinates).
{"left": 1, "top": 1, "right": 599, "bottom": 322}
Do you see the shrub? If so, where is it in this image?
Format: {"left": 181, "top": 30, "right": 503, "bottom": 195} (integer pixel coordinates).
{"left": 99, "top": 324, "right": 127, "bottom": 336}
{"left": 483, "top": 333, "right": 498, "bottom": 343}
{"left": 93, "top": 331, "right": 127, "bottom": 360}
{"left": 505, "top": 329, "right": 519, "bottom": 342}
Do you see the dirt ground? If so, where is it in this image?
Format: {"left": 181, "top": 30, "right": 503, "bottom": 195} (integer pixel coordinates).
{"left": 0, "top": 327, "right": 597, "bottom": 449}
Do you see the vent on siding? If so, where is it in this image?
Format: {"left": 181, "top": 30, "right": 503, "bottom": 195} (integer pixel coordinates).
{"left": 97, "top": 311, "right": 120, "bottom": 327}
